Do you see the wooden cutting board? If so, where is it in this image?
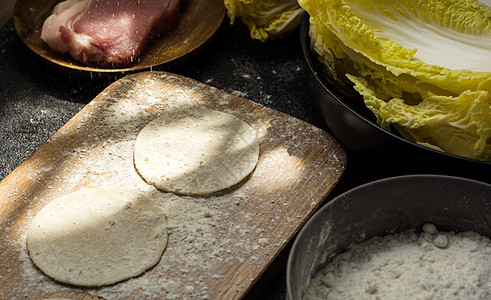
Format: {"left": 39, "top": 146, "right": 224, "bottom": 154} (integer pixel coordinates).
{"left": 0, "top": 71, "right": 346, "bottom": 300}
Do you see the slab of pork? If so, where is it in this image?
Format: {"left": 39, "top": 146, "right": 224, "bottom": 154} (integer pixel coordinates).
{"left": 41, "top": 0, "right": 181, "bottom": 67}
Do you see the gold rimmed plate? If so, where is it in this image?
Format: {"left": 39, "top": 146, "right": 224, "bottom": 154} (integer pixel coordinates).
{"left": 13, "top": 0, "right": 225, "bottom": 78}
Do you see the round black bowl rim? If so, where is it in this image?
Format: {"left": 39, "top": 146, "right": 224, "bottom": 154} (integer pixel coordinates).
{"left": 300, "top": 13, "right": 490, "bottom": 167}
{"left": 286, "top": 173, "right": 491, "bottom": 300}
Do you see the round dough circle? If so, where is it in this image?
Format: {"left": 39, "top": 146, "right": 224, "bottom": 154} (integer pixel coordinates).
{"left": 134, "top": 108, "right": 260, "bottom": 195}
{"left": 27, "top": 188, "right": 167, "bottom": 287}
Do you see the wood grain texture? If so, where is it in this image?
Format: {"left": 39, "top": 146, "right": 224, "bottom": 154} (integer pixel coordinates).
{"left": 13, "top": 0, "right": 225, "bottom": 77}
{"left": 0, "top": 71, "right": 347, "bottom": 299}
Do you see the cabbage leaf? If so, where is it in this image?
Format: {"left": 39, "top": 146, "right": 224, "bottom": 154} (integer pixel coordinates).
{"left": 299, "top": 0, "right": 491, "bottom": 160}
{"left": 224, "top": 0, "right": 304, "bottom": 41}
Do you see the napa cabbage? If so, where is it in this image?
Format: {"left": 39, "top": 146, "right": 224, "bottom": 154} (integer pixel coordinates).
{"left": 299, "top": 0, "right": 491, "bottom": 160}
{"left": 224, "top": 0, "right": 304, "bottom": 41}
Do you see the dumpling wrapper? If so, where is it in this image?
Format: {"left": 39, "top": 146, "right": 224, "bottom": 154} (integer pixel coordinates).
{"left": 27, "top": 187, "right": 167, "bottom": 287}
{"left": 134, "top": 108, "right": 260, "bottom": 195}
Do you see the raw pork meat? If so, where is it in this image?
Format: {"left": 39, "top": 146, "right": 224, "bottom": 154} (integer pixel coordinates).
{"left": 41, "top": 0, "right": 181, "bottom": 67}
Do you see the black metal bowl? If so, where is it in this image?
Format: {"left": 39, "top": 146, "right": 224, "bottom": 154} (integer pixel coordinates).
{"left": 286, "top": 174, "right": 491, "bottom": 299}
{"left": 300, "top": 14, "right": 490, "bottom": 181}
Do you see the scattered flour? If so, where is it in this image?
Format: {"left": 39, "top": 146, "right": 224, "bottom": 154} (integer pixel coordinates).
{"left": 0, "top": 72, "right": 346, "bottom": 299}
{"left": 231, "top": 90, "right": 248, "bottom": 98}
{"left": 304, "top": 224, "right": 491, "bottom": 300}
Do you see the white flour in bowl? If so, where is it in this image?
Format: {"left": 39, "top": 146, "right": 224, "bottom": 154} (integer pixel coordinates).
{"left": 304, "top": 224, "right": 491, "bottom": 300}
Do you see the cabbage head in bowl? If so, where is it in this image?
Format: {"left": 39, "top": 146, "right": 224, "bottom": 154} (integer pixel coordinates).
{"left": 298, "top": 0, "right": 491, "bottom": 161}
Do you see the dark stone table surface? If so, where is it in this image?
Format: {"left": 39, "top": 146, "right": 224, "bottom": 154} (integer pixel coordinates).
{"left": 1, "top": 12, "right": 488, "bottom": 299}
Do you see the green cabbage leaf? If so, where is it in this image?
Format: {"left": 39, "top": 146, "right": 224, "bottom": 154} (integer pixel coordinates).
{"left": 224, "top": 0, "right": 304, "bottom": 41}
{"left": 299, "top": 0, "right": 491, "bottom": 160}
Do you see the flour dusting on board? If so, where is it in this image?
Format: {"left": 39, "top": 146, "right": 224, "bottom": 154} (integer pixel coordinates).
{"left": 0, "top": 72, "right": 346, "bottom": 299}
